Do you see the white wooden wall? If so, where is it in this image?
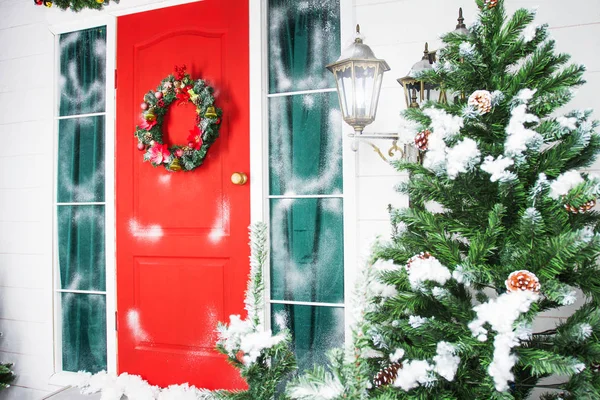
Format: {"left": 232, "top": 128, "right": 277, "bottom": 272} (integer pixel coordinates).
{"left": 0, "top": 0, "right": 598, "bottom": 398}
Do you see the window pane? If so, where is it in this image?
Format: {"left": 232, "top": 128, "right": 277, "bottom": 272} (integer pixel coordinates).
{"left": 270, "top": 198, "right": 344, "bottom": 303}
{"left": 61, "top": 293, "right": 107, "bottom": 373}
{"left": 272, "top": 304, "right": 344, "bottom": 371}
{"left": 59, "top": 26, "right": 106, "bottom": 116}
{"left": 57, "top": 116, "right": 105, "bottom": 203}
{"left": 269, "top": 92, "right": 342, "bottom": 196}
{"left": 57, "top": 205, "right": 105, "bottom": 291}
{"left": 268, "top": 0, "right": 340, "bottom": 93}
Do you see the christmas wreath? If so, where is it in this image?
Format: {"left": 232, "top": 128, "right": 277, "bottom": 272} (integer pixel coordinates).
{"left": 135, "top": 65, "right": 223, "bottom": 172}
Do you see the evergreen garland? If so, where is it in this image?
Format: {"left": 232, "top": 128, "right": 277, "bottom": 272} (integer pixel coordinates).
{"left": 216, "top": 222, "right": 297, "bottom": 400}
{"left": 36, "top": 0, "right": 120, "bottom": 12}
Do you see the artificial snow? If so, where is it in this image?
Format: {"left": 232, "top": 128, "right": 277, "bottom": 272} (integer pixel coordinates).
{"left": 77, "top": 371, "right": 216, "bottom": 400}
{"left": 217, "top": 314, "right": 286, "bottom": 366}
{"left": 573, "top": 363, "right": 586, "bottom": 373}
{"left": 408, "top": 315, "right": 428, "bottom": 328}
{"left": 468, "top": 290, "right": 539, "bottom": 391}
{"left": 549, "top": 170, "right": 584, "bottom": 199}
{"left": 126, "top": 309, "right": 150, "bottom": 342}
{"left": 370, "top": 280, "right": 398, "bottom": 298}
{"left": 129, "top": 219, "right": 163, "bottom": 242}
{"left": 432, "top": 342, "right": 460, "bottom": 381}
{"left": 208, "top": 200, "right": 230, "bottom": 244}
{"left": 432, "top": 287, "right": 449, "bottom": 299}
{"left": 504, "top": 100, "right": 541, "bottom": 158}
{"left": 452, "top": 265, "right": 471, "bottom": 286}
{"left": 397, "top": 117, "right": 422, "bottom": 145}
{"left": 393, "top": 360, "right": 435, "bottom": 391}
{"left": 577, "top": 323, "right": 593, "bottom": 340}
{"left": 517, "top": 88, "right": 537, "bottom": 103}
{"left": 557, "top": 116, "right": 578, "bottom": 130}
{"left": 522, "top": 25, "right": 538, "bottom": 43}
{"left": 480, "top": 155, "right": 516, "bottom": 182}
{"left": 390, "top": 348, "right": 405, "bottom": 362}
{"left": 459, "top": 42, "right": 476, "bottom": 57}
{"left": 158, "top": 174, "right": 171, "bottom": 185}
{"left": 406, "top": 256, "right": 452, "bottom": 289}
{"left": 423, "top": 108, "right": 464, "bottom": 140}
{"left": 286, "top": 373, "right": 344, "bottom": 400}
{"left": 424, "top": 200, "right": 446, "bottom": 214}
{"left": 558, "top": 288, "right": 578, "bottom": 306}
{"left": 445, "top": 138, "right": 481, "bottom": 179}
{"left": 239, "top": 330, "right": 287, "bottom": 365}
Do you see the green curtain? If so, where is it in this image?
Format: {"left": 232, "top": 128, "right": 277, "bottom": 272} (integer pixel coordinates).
{"left": 57, "top": 27, "right": 107, "bottom": 373}
{"left": 267, "top": 0, "right": 343, "bottom": 371}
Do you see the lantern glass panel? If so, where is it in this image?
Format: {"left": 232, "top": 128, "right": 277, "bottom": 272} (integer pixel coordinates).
{"left": 370, "top": 66, "right": 384, "bottom": 117}
{"left": 354, "top": 64, "right": 376, "bottom": 119}
{"left": 334, "top": 66, "right": 354, "bottom": 119}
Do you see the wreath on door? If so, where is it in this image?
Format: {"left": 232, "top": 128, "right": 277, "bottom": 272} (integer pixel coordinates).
{"left": 134, "top": 65, "right": 222, "bottom": 172}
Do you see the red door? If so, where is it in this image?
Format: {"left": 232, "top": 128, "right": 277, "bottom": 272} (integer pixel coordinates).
{"left": 115, "top": 1, "right": 249, "bottom": 389}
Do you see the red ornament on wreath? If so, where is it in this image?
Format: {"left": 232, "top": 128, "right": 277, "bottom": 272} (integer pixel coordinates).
{"left": 134, "top": 65, "right": 223, "bottom": 172}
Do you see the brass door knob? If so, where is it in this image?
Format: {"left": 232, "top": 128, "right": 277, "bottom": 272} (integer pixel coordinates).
{"left": 231, "top": 172, "right": 248, "bottom": 185}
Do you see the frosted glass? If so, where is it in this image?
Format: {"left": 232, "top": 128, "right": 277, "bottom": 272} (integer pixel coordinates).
{"left": 270, "top": 198, "right": 344, "bottom": 303}
{"left": 59, "top": 26, "right": 106, "bottom": 116}
{"left": 57, "top": 116, "right": 105, "bottom": 203}
{"left": 269, "top": 92, "right": 342, "bottom": 196}
{"left": 268, "top": 0, "right": 340, "bottom": 94}
{"left": 61, "top": 293, "right": 107, "bottom": 373}
{"left": 57, "top": 205, "right": 106, "bottom": 291}
{"left": 272, "top": 304, "right": 344, "bottom": 371}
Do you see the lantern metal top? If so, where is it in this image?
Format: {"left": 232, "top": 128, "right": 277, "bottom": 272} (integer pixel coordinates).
{"left": 397, "top": 42, "right": 434, "bottom": 85}
{"left": 326, "top": 25, "right": 390, "bottom": 72}
{"left": 453, "top": 8, "right": 469, "bottom": 35}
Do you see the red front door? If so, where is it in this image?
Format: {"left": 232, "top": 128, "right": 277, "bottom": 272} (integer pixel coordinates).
{"left": 115, "top": 1, "right": 249, "bottom": 389}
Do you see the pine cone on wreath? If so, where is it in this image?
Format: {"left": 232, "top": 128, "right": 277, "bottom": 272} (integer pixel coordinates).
{"left": 564, "top": 199, "right": 596, "bottom": 214}
{"left": 414, "top": 130, "right": 431, "bottom": 151}
{"left": 406, "top": 252, "right": 432, "bottom": 269}
{"left": 373, "top": 362, "right": 402, "bottom": 388}
{"left": 505, "top": 270, "right": 540, "bottom": 293}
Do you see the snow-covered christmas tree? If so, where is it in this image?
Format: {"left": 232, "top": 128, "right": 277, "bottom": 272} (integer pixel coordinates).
{"left": 288, "top": 0, "right": 600, "bottom": 399}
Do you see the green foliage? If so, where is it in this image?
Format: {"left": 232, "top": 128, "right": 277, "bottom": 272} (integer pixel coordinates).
{"left": 0, "top": 363, "right": 14, "bottom": 390}
{"left": 289, "top": 0, "right": 600, "bottom": 399}
{"left": 216, "top": 222, "right": 297, "bottom": 400}
{"left": 51, "top": 0, "right": 119, "bottom": 12}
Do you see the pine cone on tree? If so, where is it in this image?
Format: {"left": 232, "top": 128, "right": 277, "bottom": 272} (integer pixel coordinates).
{"left": 414, "top": 130, "right": 431, "bottom": 151}
{"left": 505, "top": 270, "right": 541, "bottom": 293}
{"left": 373, "top": 362, "right": 402, "bottom": 387}
{"left": 484, "top": 0, "right": 498, "bottom": 8}
{"left": 468, "top": 90, "right": 493, "bottom": 114}
{"left": 406, "top": 252, "right": 432, "bottom": 269}
{"left": 564, "top": 199, "right": 596, "bottom": 214}
{"left": 591, "top": 362, "right": 600, "bottom": 372}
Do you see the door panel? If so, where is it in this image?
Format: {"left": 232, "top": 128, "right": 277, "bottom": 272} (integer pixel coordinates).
{"left": 116, "top": 1, "right": 249, "bottom": 389}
